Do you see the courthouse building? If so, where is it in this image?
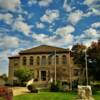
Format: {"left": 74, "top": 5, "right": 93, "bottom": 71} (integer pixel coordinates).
{"left": 8, "top": 45, "right": 80, "bottom": 85}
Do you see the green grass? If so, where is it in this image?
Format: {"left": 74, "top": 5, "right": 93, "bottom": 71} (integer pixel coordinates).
{"left": 13, "top": 92, "right": 77, "bottom": 100}
{"left": 13, "top": 91, "right": 100, "bottom": 100}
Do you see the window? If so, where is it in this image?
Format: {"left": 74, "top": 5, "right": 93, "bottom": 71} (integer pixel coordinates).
{"left": 14, "top": 59, "right": 18, "bottom": 66}
{"left": 36, "top": 56, "right": 40, "bottom": 65}
{"left": 48, "top": 56, "right": 52, "bottom": 65}
{"left": 41, "top": 56, "right": 46, "bottom": 65}
{"left": 56, "top": 55, "right": 59, "bottom": 64}
{"left": 62, "top": 55, "right": 67, "bottom": 64}
{"left": 41, "top": 71, "right": 46, "bottom": 81}
{"left": 23, "top": 57, "right": 27, "bottom": 65}
{"left": 30, "top": 56, "right": 34, "bottom": 65}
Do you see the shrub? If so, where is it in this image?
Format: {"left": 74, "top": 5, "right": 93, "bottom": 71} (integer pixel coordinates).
{"left": 27, "top": 84, "right": 38, "bottom": 93}
{"left": 50, "top": 82, "right": 60, "bottom": 92}
{"left": 0, "top": 97, "right": 5, "bottom": 100}
{"left": 20, "top": 82, "right": 27, "bottom": 87}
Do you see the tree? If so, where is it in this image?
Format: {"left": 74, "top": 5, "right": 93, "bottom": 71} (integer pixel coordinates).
{"left": 71, "top": 43, "right": 86, "bottom": 66}
{"left": 0, "top": 74, "right": 8, "bottom": 81}
{"left": 71, "top": 43, "right": 87, "bottom": 84}
{"left": 14, "top": 67, "right": 33, "bottom": 82}
{"left": 87, "top": 40, "right": 100, "bottom": 80}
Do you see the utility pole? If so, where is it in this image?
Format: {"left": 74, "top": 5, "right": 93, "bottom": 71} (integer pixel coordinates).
{"left": 54, "top": 50, "right": 57, "bottom": 85}
{"left": 69, "top": 51, "right": 72, "bottom": 90}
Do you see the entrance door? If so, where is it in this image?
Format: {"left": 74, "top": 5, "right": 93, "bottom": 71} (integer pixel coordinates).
{"left": 41, "top": 71, "right": 46, "bottom": 81}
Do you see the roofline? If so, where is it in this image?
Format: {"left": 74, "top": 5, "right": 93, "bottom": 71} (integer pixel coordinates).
{"left": 19, "top": 45, "right": 70, "bottom": 54}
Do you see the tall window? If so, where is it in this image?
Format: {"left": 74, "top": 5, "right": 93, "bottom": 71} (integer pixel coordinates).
{"left": 37, "top": 56, "right": 40, "bottom": 65}
{"left": 62, "top": 55, "right": 67, "bottom": 64}
{"left": 48, "top": 56, "right": 52, "bottom": 65}
{"left": 23, "top": 56, "right": 27, "bottom": 65}
{"left": 30, "top": 56, "right": 34, "bottom": 65}
{"left": 56, "top": 55, "right": 59, "bottom": 64}
{"left": 41, "top": 56, "right": 46, "bottom": 65}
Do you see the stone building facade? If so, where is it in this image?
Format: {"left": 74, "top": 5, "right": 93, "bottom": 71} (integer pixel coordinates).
{"left": 8, "top": 45, "right": 80, "bottom": 85}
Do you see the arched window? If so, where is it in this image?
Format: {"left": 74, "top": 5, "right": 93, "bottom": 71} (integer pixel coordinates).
{"left": 23, "top": 56, "right": 27, "bottom": 65}
{"left": 30, "top": 56, "right": 34, "bottom": 65}
{"left": 56, "top": 55, "right": 59, "bottom": 64}
{"left": 48, "top": 56, "right": 52, "bottom": 65}
{"left": 36, "top": 56, "right": 40, "bottom": 65}
{"left": 41, "top": 56, "right": 46, "bottom": 65}
{"left": 62, "top": 55, "right": 67, "bottom": 64}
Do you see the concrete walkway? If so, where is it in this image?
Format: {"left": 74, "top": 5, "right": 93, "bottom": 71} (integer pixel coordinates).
{"left": 12, "top": 87, "right": 29, "bottom": 96}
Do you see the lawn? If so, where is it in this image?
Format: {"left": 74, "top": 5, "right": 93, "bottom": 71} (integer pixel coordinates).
{"left": 13, "top": 92, "right": 77, "bottom": 100}
{"left": 0, "top": 91, "right": 100, "bottom": 100}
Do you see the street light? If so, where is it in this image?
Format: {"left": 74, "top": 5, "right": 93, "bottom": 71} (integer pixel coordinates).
{"left": 85, "top": 49, "right": 89, "bottom": 85}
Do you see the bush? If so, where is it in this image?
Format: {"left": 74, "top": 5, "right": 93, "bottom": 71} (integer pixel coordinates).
{"left": 20, "top": 82, "right": 27, "bottom": 87}
{"left": 27, "top": 84, "right": 38, "bottom": 93}
{"left": 0, "top": 97, "right": 5, "bottom": 100}
{"left": 50, "top": 82, "right": 60, "bottom": 92}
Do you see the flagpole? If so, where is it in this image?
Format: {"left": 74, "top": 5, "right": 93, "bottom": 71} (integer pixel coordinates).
{"left": 54, "top": 50, "right": 56, "bottom": 85}
{"left": 69, "top": 51, "right": 72, "bottom": 90}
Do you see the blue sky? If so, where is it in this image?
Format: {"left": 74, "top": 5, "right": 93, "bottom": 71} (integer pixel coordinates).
{"left": 0, "top": 0, "right": 100, "bottom": 75}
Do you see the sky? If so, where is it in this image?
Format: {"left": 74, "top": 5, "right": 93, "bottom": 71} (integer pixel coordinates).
{"left": 0, "top": 0, "right": 100, "bottom": 75}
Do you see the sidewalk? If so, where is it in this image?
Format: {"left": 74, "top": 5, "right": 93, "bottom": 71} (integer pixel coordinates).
{"left": 12, "top": 87, "right": 29, "bottom": 96}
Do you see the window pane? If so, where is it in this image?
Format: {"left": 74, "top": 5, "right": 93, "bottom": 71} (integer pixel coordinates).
{"left": 41, "top": 56, "right": 46, "bottom": 65}
{"left": 37, "top": 56, "right": 40, "bottom": 65}
{"left": 62, "top": 55, "right": 67, "bottom": 64}
{"left": 23, "top": 57, "right": 27, "bottom": 65}
{"left": 30, "top": 56, "right": 34, "bottom": 65}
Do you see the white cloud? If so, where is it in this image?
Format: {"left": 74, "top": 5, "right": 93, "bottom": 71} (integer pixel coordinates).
{"left": 36, "top": 22, "right": 45, "bottom": 29}
{"left": 56, "top": 25, "right": 74, "bottom": 44}
{"left": 63, "top": 0, "right": 72, "bottom": 12}
{"left": 56, "top": 25, "right": 75, "bottom": 36}
{"left": 0, "top": 13, "right": 13, "bottom": 25}
{"left": 0, "top": 35, "right": 19, "bottom": 49}
{"left": 0, "top": 0, "right": 21, "bottom": 11}
{"left": 91, "top": 22, "right": 100, "bottom": 28}
{"left": 68, "top": 10, "right": 83, "bottom": 25}
{"left": 28, "top": 0, "right": 52, "bottom": 7}
{"left": 13, "top": 21, "right": 32, "bottom": 36}
{"left": 84, "top": 0, "right": 95, "bottom": 6}
{"left": 41, "top": 10, "right": 59, "bottom": 23}
{"left": 32, "top": 25, "right": 75, "bottom": 47}
{"left": 83, "top": 0, "right": 99, "bottom": 7}
{"left": 38, "top": 0, "right": 52, "bottom": 6}
{"left": 74, "top": 27, "right": 100, "bottom": 47}
{"left": 83, "top": 0, "right": 100, "bottom": 16}
{"left": 16, "top": 14, "right": 24, "bottom": 21}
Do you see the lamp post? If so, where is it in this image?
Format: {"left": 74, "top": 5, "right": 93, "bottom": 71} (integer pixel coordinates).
{"left": 85, "top": 49, "right": 88, "bottom": 85}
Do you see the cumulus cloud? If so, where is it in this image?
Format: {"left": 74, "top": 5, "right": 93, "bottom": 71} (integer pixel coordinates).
{"left": 74, "top": 27, "right": 100, "bottom": 47}
{"left": 63, "top": 0, "right": 73, "bottom": 12}
{"left": 13, "top": 21, "right": 32, "bottom": 36}
{"left": 0, "top": 13, "right": 13, "bottom": 25}
{"left": 0, "top": 0, "right": 21, "bottom": 11}
{"left": 32, "top": 25, "right": 75, "bottom": 47}
{"left": 83, "top": 0, "right": 100, "bottom": 16}
{"left": 68, "top": 10, "right": 84, "bottom": 25}
{"left": 28, "top": 0, "right": 52, "bottom": 7}
{"left": 83, "top": 0, "right": 99, "bottom": 6}
{"left": 41, "top": 9, "right": 59, "bottom": 23}
{"left": 0, "top": 35, "right": 19, "bottom": 49}
{"left": 56, "top": 25, "right": 75, "bottom": 36}
{"left": 91, "top": 22, "right": 100, "bottom": 28}
{"left": 36, "top": 22, "right": 45, "bottom": 29}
